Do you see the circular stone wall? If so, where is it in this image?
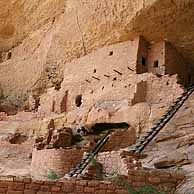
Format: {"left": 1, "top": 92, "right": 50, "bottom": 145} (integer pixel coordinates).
{"left": 31, "top": 148, "right": 84, "bottom": 180}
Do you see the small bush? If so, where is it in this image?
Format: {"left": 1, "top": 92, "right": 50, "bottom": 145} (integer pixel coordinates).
{"left": 47, "top": 170, "right": 58, "bottom": 180}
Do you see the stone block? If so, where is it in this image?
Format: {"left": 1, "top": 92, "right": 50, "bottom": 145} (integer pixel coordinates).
{"left": 24, "top": 190, "right": 36, "bottom": 194}
{"left": 8, "top": 182, "right": 25, "bottom": 191}
{"left": 7, "top": 191, "right": 24, "bottom": 194}
{"left": 51, "top": 186, "right": 61, "bottom": 192}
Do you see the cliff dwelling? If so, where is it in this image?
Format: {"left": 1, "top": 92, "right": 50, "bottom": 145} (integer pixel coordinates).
{"left": 0, "top": 1, "right": 194, "bottom": 194}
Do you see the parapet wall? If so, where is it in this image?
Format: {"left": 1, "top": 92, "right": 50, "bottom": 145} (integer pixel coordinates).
{"left": 0, "top": 169, "right": 184, "bottom": 194}
{"left": 103, "top": 128, "right": 136, "bottom": 151}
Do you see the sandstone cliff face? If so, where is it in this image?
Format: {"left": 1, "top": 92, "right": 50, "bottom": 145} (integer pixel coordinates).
{"left": 0, "top": 1, "right": 194, "bottom": 192}
{"left": 1, "top": 0, "right": 194, "bottom": 108}
{"left": 0, "top": 0, "right": 148, "bottom": 108}
{"left": 142, "top": 92, "right": 194, "bottom": 194}
{"left": 0, "top": 0, "right": 66, "bottom": 51}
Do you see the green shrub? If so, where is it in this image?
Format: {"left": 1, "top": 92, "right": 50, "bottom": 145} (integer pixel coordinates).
{"left": 47, "top": 169, "right": 58, "bottom": 180}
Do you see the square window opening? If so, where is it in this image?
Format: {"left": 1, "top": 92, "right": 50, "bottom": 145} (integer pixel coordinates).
{"left": 154, "top": 60, "right": 159, "bottom": 68}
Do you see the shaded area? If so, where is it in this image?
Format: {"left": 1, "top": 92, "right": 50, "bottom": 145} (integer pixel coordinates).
{"left": 90, "top": 122, "right": 129, "bottom": 134}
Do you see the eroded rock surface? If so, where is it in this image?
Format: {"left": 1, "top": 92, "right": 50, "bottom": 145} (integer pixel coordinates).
{"left": 141, "top": 92, "right": 194, "bottom": 194}
{"left": 35, "top": 127, "right": 73, "bottom": 150}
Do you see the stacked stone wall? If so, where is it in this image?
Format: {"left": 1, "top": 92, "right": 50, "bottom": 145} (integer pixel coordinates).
{"left": 0, "top": 169, "right": 184, "bottom": 194}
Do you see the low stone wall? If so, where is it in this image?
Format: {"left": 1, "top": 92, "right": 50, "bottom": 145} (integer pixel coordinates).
{"left": 97, "top": 151, "right": 143, "bottom": 175}
{"left": 126, "top": 169, "right": 184, "bottom": 193}
{"left": 96, "top": 151, "right": 184, "bottom": 193}
{"left": 0, "top": 177, "right": 128, "bottom": 194}
{"left": 31, "top": 148, "right": 85, "bottom": 180}
{"left": 0, "top": 169, "right": 184, "bottom": 194}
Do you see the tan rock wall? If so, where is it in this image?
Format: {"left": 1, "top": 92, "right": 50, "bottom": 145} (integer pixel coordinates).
{"left": 146, "top": 74, "right": 183, "bottom": 104}
{"left": 0, "top": 22, "right": 54, "bottom": 109}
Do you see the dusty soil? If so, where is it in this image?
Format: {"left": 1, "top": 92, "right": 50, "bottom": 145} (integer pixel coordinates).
{"left": 0, "top": 140, "right": 33, "bottom": 177}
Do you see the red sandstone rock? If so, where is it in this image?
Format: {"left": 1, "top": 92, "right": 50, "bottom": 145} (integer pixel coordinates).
{"left": 5, "top": 133, "right": 28, "bottom": 144}
{"left": 34, "top": 127, "right": 73, "bottom": 150}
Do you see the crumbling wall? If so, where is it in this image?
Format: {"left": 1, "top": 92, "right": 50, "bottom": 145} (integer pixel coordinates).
{"left": 97, "top": 151, "right": 142, "bottom": 176}
{"left": 97, "top": 151, "right": 128, "bottom": 175}
{"left": 146, "top": 74, "right": 183, "bottom": 105}
{"left": 131, "top": 81, "right": 147, "bottom": 105}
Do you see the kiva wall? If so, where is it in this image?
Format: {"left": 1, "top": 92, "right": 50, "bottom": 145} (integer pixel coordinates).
{"left": 31, "top": 148, "right": 85, "bottom": 180}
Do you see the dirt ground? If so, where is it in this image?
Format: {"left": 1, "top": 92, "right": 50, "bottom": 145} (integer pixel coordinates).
{"left": 0, "top": 140, "right": 33, "bottom": 177}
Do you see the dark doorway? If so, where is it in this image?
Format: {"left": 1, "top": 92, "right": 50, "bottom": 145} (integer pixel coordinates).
{"left": 75, "top": 95, "right": 82, "bottom": 107}
{"left": 154, "top": 60, "right": 159, "bottom": 68}
{"left": 60, "top": 91, "right": 68, "bottom": 113}
{"left": 142, "top": 57, "right": 146, "bottom": 66}
{"left": 52, "top": 100, "right": 56, "bottom": 112}
{"left": 7, "top": 52, "right": 12, "bottom": 60}
{"left": 0, "top": 52, "right": 2, "bottom": 63}
{"left": 90, "top": 122, "right": 129, "bottom": 134}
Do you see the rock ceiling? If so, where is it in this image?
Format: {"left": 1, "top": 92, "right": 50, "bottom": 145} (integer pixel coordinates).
{"left": 0, "top": 0, "right": 194, "bottom": 65}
